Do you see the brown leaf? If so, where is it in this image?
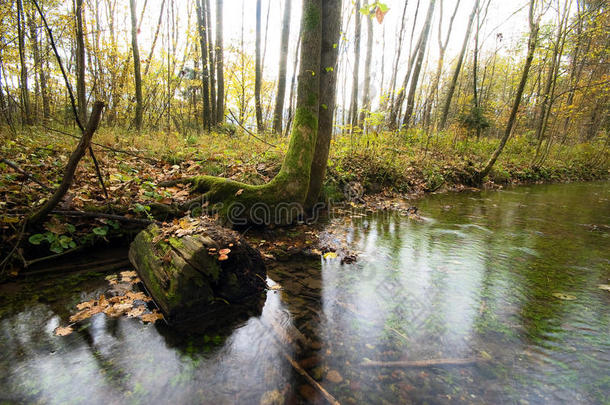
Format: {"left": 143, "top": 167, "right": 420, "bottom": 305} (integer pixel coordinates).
{"left": 76, "top": 300, "right": 96, "bottom": 311}
{"left": 120, "top": 270, "right": 137, "bottom": 279}
{"left": 375, "top": 6, "right": 388, "bottom": 24}
{"left": 141, "top": 310, "right": 164, "bottom": 323}
{"left": 126, "top": 306, "right": 146, "bottom": 318}
{"left": 54, "top": 326, "right": 74, "bottom": 336}
{"left": 235, "top": 188, "right": 244, "bottom": 196}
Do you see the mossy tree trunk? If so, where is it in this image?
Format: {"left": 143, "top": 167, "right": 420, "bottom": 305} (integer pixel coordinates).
{"left": 183, "top": 0, "right": 341, "bottom": 225}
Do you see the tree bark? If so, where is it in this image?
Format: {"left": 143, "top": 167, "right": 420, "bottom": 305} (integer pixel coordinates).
{"left": 205, "top": 0, "right": 216, "bottom": 125}
{"left": 305, "top": 0, "right": 341, "bottom": 209}
{"left": 130, "top": 0, "right": 143, "bottom": 130}
{"left": 196, "top": 0, "right": 211, "bottom": 131}
{"left": 75, "top": 0, "right": 87, "bottom": 123}
{"left": 438, "top": 0, "right": 478, "bottom": 130}
{"left": 402, "top": 0, "right": 436, "bottom": 129}
{"left": 27, "top": 7, "right": 50, "bottom": 120}
{"left": 477, "top": 0, "right": 539, "bottom": 180}
{"left": 423, "top": 0, "right": 459, "bottom": 133}
{"left": 144, "top": 0, "right": 165, "bottom": 76}
{"left": 386, "top": 0, "right": 409, "bottom": 111}
{"left": 215, "top": 0, "right": 224, "bottom": 123}
{"left": 272, "top": 0, "right": 292, "bottom": 134}
{"left": 349, "top": 0, "right": 361, "bottom": 129}
{"left": 16, "top": 0, "right": 32, "bottom": 125}
{"left": 254, "top": 0, "right": 264, "bottom": 132}
{"left": 182, "top": 0, "right": 327, "bottom": 225}
{"left": 359, "top": 0, "right": 373, "bottom": 127}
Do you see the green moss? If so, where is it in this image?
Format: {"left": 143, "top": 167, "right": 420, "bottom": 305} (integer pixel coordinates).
{"left": 303, "top": 2, "right": 320, "bottom": 32}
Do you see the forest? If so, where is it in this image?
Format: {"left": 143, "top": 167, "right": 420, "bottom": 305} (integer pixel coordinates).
{"left": 0, "top": 0, "right": 609, "bottom": 404}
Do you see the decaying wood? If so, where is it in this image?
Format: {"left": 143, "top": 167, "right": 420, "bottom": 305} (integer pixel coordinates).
{"left": 361, "top": 357, "right": 484, "bottom": 368}
{"left": 28, "top": 101, "right": 104, "bottom": 224}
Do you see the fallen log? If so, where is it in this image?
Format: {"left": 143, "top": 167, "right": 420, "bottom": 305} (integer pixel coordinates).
{"left": 129, "top": 217, "right": 266, "bottom": 322}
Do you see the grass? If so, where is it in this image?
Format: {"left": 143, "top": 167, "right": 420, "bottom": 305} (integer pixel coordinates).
{"left": 2, "top": 124, "right": 608, "bottom": 203}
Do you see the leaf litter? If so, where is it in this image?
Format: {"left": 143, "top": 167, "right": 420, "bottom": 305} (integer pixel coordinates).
{"left": 54, "top": 269, "right": 163, "bottom": 336}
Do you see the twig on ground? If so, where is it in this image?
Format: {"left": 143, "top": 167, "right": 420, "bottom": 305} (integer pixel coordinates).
{"left": 51, "top": 210, "right": 159, "bottom": 225}
{"left": 1, "top": 157, "right": 53, "bottom": 191}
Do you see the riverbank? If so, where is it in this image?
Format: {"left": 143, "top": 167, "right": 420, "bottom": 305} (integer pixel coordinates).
{"left": 1, "top": 126, "right": 607, "bottom": 277}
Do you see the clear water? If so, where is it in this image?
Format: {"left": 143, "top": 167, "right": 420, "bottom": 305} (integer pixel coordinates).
{"left": 1, "top": 181, "right": 609, "bottom": 404}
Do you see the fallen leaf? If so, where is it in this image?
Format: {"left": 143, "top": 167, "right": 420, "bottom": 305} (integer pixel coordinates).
{"left": 235, "top": 188, "right": 244, "bottom": 196}
{"left": 54, "top": 326, "right": 73, "bottom": 336}
{"left": 141, "top": 310, "right": 164, "bottom": 323}
{"left": 323, "top": 252, "right": 338, "bottom": 259}
{"left": 598, "top": 284, "right": 610, "bottom": 291}
{"left": 76, "top": 300, "right": 95, "bottom": 310}
{"left": 120, "top": 270, "right": 137, "bottom": 279}
{"left": 127, "top": 306, "right": 146, "bottom": 318}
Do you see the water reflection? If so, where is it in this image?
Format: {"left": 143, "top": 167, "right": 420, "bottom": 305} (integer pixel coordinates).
{"left": 1, "top": 182, "right": 609, "bottom": 404}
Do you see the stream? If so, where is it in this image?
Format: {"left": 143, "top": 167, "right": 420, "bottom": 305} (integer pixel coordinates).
{"left": 1, "top": 181, "right": 609, "bottom": 404}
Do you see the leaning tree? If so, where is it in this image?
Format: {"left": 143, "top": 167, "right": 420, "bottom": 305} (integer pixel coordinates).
{"left": 166, "top": 0, "right": 341, "bottom": 225}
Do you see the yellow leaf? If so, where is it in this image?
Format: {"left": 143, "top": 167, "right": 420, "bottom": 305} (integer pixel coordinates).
{"left": 323, "top": 252, "right": 338, "bottom": 259}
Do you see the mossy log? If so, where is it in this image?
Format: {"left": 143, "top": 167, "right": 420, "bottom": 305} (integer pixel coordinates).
{"left": 128, "top": 220, "right": 266, "bottom": 322}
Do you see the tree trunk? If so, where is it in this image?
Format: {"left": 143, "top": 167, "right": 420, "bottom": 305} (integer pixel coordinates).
{"left": 27, "top": 7, "right": 50, "bottom": 120}
{"left": 305, "top": 0, "right": 341, "bottom": 209}
{"left": 423, "top": 0, "right": 459, "bottom": 133}
{"left": 144, "top": 0, "right": 165, "bottom": 76}
{"left": 184, "top": 0, "right": 329, "bottom": 225}
{"left": 349, "top": 0, "right": 361, "bottom": 129}
{"left": 387, "top": 0, "right": 423, "bottom": 130}
{"left": 205, "top": 0, "right": 216, "bottom": 125}
{"left": 359, "top": 0, "right": 373, "bottom": 127}
{"left": 272, "top": 0, "right": 292, "bottom": 134}
{"left": 215, "top": 0, "right": 224, "bottom": 123}
{"left": 438, "top": 0, "right": 478, "bottom": 130}
{"left": 402, "top": 0, "right": 436, "bottom": 129}
{"left": 16, "top": 0, "right": 32, "bottom": 125}
{"left": 477, "top": 0, "right": 539, "bottom": 180}
{"left": 386, "top": 0, "right": 409, "bottom": 111}
{"left": 254, "top": 0, "right": 264, "bottom": 132}
{"left": 75, "top": 0, "right": 87, "bottom": 123}
{"left": 196, "top": 0, "right": 211, "bottom": 131}
{"left": 130, "top": 0, "right": 143, "bottom": 130}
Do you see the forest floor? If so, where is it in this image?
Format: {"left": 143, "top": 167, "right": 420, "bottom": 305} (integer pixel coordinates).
{"left": 1, "top": 124, "right": 608, "bottom": 278}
